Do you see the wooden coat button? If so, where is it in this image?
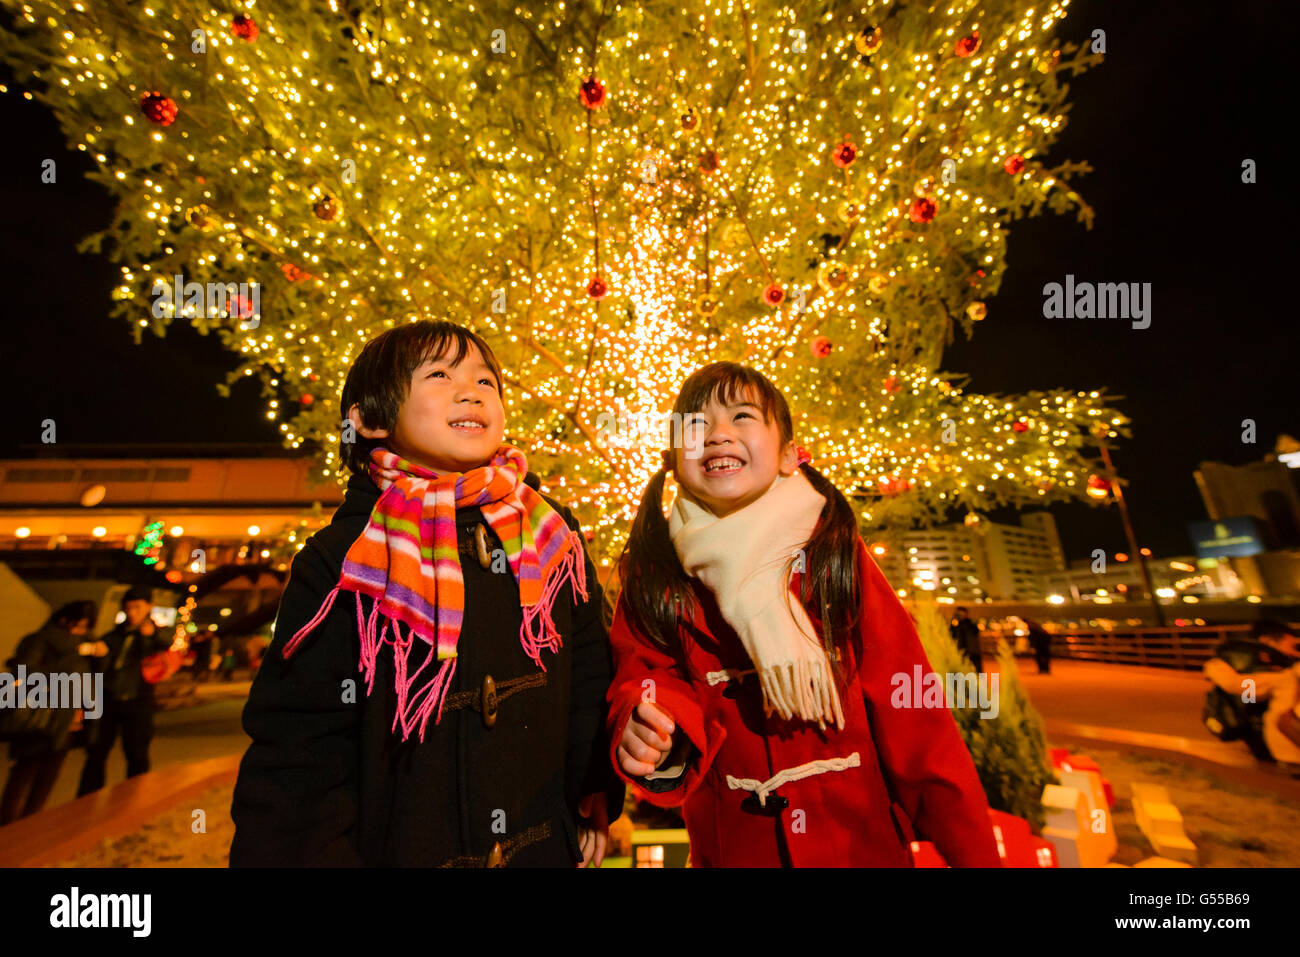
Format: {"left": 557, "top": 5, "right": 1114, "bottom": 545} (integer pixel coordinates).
{"left": 474, "top": 522, "right": 492, "bottom": 569}
{"left": 481, "top": 674, "right": 498, "bottom": 728}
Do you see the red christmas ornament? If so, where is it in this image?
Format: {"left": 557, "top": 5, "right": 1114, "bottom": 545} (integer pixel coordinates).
{"left": 579, "top": 76, "right": 606, "bottom": 109}
{"left": 908, "top": 197, "right": 937, "bottom": 223}
{"left": 280, "top": 262, "right": 306, "bottom": 282}
{"left": 832, "top": 138, "right": 858, "bottom": 169}
{"left": 883, "top": 375, "right": 900, "bottom": 393}
{"left": 313, "top": 197, "right": 339, "bottom": 221}
{"left": 300, "top": 393, "right": 314, "bottom": 406}
{"left": 1086, "top": 474, "right": 1112, "bottom": 498}
{"left": 231, "top": 14, "right": 259, "bottom": 41}
{"left": 699, "top": 149, "right": 720, "bottom": 173}
{"left": 810, "top": 335, "right": 833, "bottom": 358}
{"left": 955, "top": 32, "right": 981, "bottom": 57}
{"left": 231, "top": 294, "right": 255, "bottom": 319}
{"left": 762, "top": 283, "right": 785, "bottom": 306}
{"left": 878, "top": 476, "right": 912, "bottom": 495}
{"left": 586, "top": 276, "right": 608, "bottom": 300}
{"left": 968, "top": 268, "right": 986, "bottom": 287}
{"left": 309, "top": 373, "right": 320, "bottom": 382}
{"left": 1012, "top": 419, "right": 1029, "bottom": 433}
{"left": 140, "top": 92, "right": 178, "bottom": 127}
{"left": 1003, "top": 154, "right": 1025, "bottom": 175}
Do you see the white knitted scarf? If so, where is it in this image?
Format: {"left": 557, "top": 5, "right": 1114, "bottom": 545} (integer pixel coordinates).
{"left": 669, "top": 468, "right": 845, "bottom": 730}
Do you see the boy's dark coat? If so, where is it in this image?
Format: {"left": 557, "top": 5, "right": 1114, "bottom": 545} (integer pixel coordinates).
{"left": 229, "top": 470, "right": 622, "bottom": 867}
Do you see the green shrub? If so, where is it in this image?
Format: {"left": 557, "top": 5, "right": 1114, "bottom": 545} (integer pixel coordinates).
{"left": 911, "top": 602, "right": 1054, "bottom": 829}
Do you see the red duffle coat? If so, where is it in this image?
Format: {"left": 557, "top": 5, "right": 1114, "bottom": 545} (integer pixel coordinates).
{"left": 607, "top": 538, "right": 1002, "bottom": 867}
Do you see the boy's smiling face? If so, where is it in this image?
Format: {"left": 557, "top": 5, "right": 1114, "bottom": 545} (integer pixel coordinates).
{"left": 348, "top": 343, "right": 505, "bottom": 474}
{"left": 671, "top": 386, "right": 797, "bottom": 517}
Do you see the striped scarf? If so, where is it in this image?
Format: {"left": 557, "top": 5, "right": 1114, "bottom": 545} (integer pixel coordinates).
{"left": 281, "top": 444, "right": 587, "bottom": 742}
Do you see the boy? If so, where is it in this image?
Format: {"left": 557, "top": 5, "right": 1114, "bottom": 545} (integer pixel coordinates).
{"left": 77, "top": 588, "right": 166, "bottom": 795}
{"left": 229, "top": 320, "right": 622, "bottom": 866}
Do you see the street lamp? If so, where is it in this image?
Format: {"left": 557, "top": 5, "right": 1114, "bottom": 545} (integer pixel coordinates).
{"left": 1093, "top": 429, "right": 1165, "bottom": 626}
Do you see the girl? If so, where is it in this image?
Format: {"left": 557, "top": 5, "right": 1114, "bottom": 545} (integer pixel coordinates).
{"left": 607, "top": 362, "right": 1002, "bottom": 867}
{"left": 230, "top": 320, "right": 621, "bottom": 867}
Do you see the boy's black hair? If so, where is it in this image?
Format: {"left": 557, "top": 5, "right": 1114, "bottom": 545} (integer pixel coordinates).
{"left": 616, "top": 361, "right": 862, "bottom": 685}
{"left": 339, "top": 320, "right": 504, "bottom": 473}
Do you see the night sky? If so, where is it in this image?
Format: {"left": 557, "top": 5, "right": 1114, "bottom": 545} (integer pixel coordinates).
{"left": 0, "top": 0, "right": 1292, "bottom": 564}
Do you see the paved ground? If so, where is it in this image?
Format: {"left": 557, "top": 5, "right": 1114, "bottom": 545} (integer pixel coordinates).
{"left": 1013, "top": 657, "right": 1211, "bottom": 738}
{"left": 3, "top": 657, "right": 1289, "bottom": 824}
{"left": 0, "top": 682, "right": 252, "bottom": 820}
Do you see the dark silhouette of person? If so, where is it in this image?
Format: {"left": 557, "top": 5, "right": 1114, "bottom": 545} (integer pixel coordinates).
{"left": 950, "top": 607, "right": 983, "bottom": 673}
{"left": 1024, "top": 618, "right": 1052, "bottom": 675}
{"left": 76, "top": 588, "right": 168, "bottom": 795}
{"left": 2, "top": 601, "right": 102, "bottom": 824}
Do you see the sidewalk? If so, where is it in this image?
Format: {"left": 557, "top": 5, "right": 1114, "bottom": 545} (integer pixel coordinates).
{"left": 1007, "top": 657, "right": 1300, "bottom": 801}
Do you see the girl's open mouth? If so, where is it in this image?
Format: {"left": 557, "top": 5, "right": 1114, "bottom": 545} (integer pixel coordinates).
{"left": 703, "top": 455, "right": 743, "bottom": 475}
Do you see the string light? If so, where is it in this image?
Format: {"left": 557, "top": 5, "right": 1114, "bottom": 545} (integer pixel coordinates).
{"left": 0, "top": 0, "right": 1123, "bottom": 560}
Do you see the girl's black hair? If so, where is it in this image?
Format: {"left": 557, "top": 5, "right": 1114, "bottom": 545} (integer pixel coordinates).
{"left": 339, "top": 320, "right": 504, "bottom": 473}
{"left": 616, "top": 361, "right": 862, "bottom": 684}
{"left": 49, "top": 600, "right": 98, "bottom": 632}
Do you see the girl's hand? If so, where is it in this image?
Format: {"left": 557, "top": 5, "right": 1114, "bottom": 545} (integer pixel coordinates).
{"left": 575, "top": 794, "right": 609, "bottom": 867}
{"left": 617, "top": 700, "right": 676, "bottom": 777}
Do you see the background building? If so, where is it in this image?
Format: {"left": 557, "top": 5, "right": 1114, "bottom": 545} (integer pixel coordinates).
{"left": 0, "top": 445, "right": 342, "bottom": 662}
{"left": 1193, "top": 436, "right": 1300, "bottom": 599}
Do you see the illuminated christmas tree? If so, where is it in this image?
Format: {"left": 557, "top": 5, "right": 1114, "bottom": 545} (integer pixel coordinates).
{"left": 1, "top": 0, "right": 1126, "bottom": 560}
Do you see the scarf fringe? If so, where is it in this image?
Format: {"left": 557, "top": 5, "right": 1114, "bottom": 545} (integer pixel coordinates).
{"left": 353, "top": 598, "right": 457, "bottom": 744}
{"left": 280, "top": 529, "right": 587, "bottom": 743}
{"left": 281, "top": 585, "right": 340, "bottom": 660}
{"left": 519, "top": 530, "right": 587, "bottom": 667}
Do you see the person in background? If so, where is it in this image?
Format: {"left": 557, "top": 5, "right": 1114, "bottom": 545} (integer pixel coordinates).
{"left": 1, "top": 601, "right": 104, "bottom": 825}
{"left": 949, "top": 606, "right": 984, "bottom": 673}
{"left": 1204, "top": 619, "right": 1300, "bottom": 771}
{"left": 1024, "top": 618, "right": 1052, "bottom": 675}
{"left": 76, "top": 588, "right": 168, "bottom": 796}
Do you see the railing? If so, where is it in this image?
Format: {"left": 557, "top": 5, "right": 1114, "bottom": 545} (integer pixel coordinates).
{"left": 1000, "top": 623, "right": 1288, "bottom": 672}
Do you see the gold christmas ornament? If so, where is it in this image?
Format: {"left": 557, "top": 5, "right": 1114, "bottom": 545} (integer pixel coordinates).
{"left": 721, "top": 223, "right": 748, "bottom": 248}
{"left": 695, "top": 292, "right": 720, "bottom": 318}
{"left": 913, "top": 176, "right": 935, "bottom": 198}
{"left": 967, "top": 301, "right": 987, "bottom": 321}
{"left": 817, "top": 260, "right": 849, "bottom": 291}
{"left": 837, "top": 200, "right": 862, "bottom": 224}
{"left": 867, "top": 273, "right": 889, "bottom": 295}
{"left": 854, "top": 26, "right": 883, "bottom": 56}
{"left": 186, "top": 205, "right": 213, "bottom": 230}
{"left": 313, "top": 196, "right": 340, "bottom": 221}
